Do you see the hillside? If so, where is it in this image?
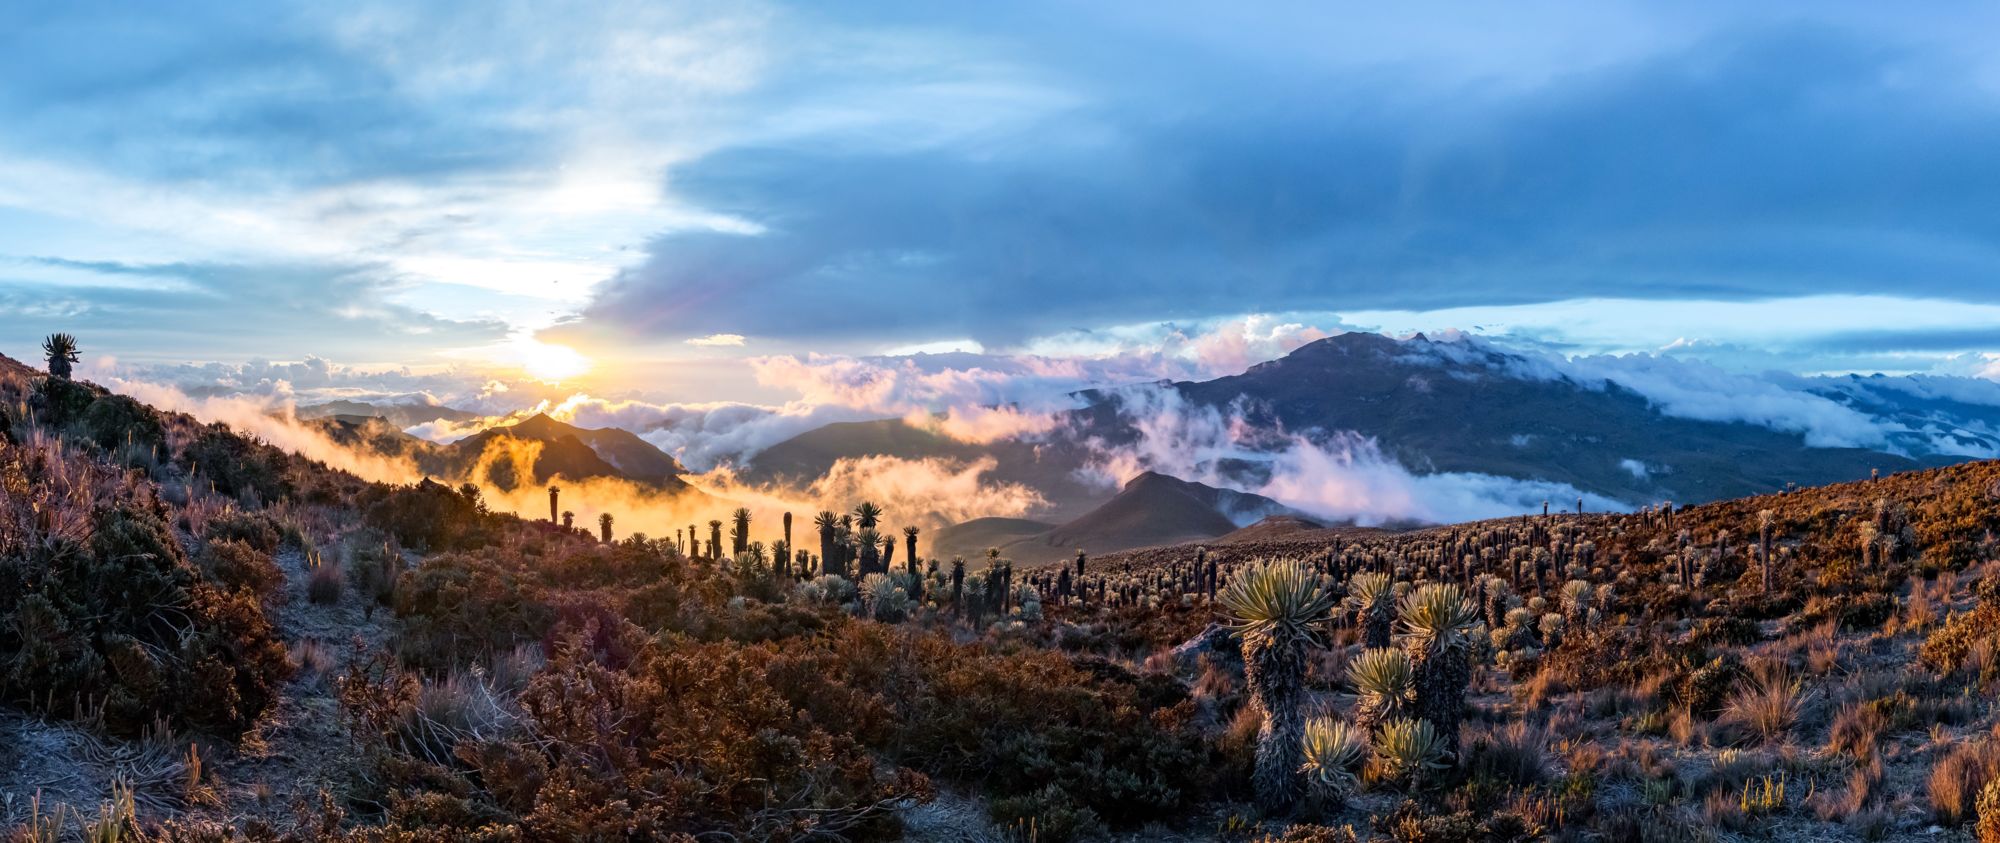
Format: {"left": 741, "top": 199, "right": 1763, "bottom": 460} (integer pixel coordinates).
{"left": 930, "top": 516, "right": 1059, "bottom": 561}
{"left": 17, "top": 346, "right": 2000, "bottom": 840}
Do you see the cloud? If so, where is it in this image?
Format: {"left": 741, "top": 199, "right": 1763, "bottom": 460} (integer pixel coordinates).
{"left": 1391, "top": 333, "right": 1903, "bottom": 451}
{"left": 11, "top": 3, "right": 2000, "bottom": 380}
{"left": 1077, "top": 383, "right": 1624, "bottom": 526}
{"left": 1373, "top": 331, "right": 2000, "bottom": 460}
{"left": 576, "top": 23, "right": 2000, "bottom": 349}
{"left": 686, "top": 333, "right": 747, "bottom": 347}
{"left": 95, "top": 352, "right": 561, "bottom": 418}
{"left": 75, "top": 361, "right": 423, "bottom": 486}
{"left": 0, "top": 1, "right": 786, "bottom": 365}
{"left": 0, "top": 257, "right": 510, "bottom": 365}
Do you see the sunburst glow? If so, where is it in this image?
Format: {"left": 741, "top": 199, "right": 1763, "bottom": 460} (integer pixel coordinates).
{"left": 514, "top": 338, "right": 591, "bottom": 382}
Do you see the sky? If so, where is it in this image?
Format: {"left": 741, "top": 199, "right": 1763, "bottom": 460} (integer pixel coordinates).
{"left": 7, "top": 1, "right": 2000, "bottom": 407}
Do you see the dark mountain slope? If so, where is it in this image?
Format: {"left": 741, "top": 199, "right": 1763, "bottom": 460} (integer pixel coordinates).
{"left": 509, "top": 414, "right": 687, "bottom": 483}
{"left": 295, "top": 399, "right": 478, "bottom": 428}
{"left": 433, "top": 414, "right": 693, "bottom": 493}
{"left": 747, "top": 333, "right": 1931, "bottom": 523}
{"left": 1175, "top": 332, "right": 1917, "bottom": 503}
{"left": 943, "top": 471, "right": 1302, "bottom": 564}
{"left": 930, "top": 516, "right": 1060, "bottom": 562}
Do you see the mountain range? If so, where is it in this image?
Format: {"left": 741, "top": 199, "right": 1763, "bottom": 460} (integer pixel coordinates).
{"left": 739, "top": 332, "right": 1956, "bottom": 517}
{"left": 296, "top": 399, "right": 479, "bottom": 429}
{"left": 311, "top": 332, "right": 2000, "bottom": 559}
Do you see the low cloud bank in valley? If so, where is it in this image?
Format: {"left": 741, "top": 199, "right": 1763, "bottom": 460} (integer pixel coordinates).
{"left": 1410, "top": 332, "right": 2000, "bottom": 457}
{"left": 1079, "top": 385, "right": 1625, "bottom": 526}
{"left": 80, "top": 325, "right": 2000, "bottom": 536}
{"left": 76, "top": 358, "right": 1048, "bottom": 541}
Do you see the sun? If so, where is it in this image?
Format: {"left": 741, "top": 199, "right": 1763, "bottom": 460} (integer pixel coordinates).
{"left": 515, "top": 338, "right": 591, "bottom": 382}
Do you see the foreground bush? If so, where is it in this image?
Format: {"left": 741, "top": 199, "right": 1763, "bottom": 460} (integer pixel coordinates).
{"left": 342, "top": 620, "right": 928, "bottom": 840}
{"left": 0, "top": 478, "right": 289, "bottom": 737}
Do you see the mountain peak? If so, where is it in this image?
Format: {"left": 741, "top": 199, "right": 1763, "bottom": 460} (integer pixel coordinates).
{"left": 1291, "top": 331, "right": 1403, "bottom": 356}
{"left": 1121, "top": 470, "right": 1183, "bottom": 491}
{"left": 507, "top": 413, "right": 569, "bottom": 438}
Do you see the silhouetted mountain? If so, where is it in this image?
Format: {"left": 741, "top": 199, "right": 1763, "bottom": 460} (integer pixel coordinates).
{"left": 1032, "top": 471, "right": 1290, "bottom": 554}
{"left": 507, "top": 414, "right": 688, "bottom": 483}
{"left": 310, "top": 415, "right": 440, "bottom": 463}
{"left": 295, "top": 399, "right": 478, "bottom": 428}
{"left": 435, "top": 413, "right": 692, "bottom": 492}
{"left": 935, "top": 471, "right": 1300, "bottom": 563}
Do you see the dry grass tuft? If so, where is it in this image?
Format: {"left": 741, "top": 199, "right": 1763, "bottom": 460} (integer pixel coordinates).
{"left": 306, "top": 558, "right": 343, "bottom": 605}
{"left": 1719, "top": 660, "right": 1812, "bottom": 746}
{"left": 1928, "top": 739, "right": 2000, "bottom": 825}
{"left": 1826, "top": 702, "right": 1887, "bottom": 760}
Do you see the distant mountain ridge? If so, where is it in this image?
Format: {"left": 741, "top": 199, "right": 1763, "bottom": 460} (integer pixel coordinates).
{"left": 932, "top": 471, "right": 1302, "bottom": 563}
{"left": 313, "top": 411, "right": 696, "bottom": 495}
{"left": 295, "top": 399, "right": 478, "bottom": 428}
{"left": 429, "top": 413, "right": 693, "bottom": 493}
{"left": 746, "top": 332, "right": 1953, "bottom": 523}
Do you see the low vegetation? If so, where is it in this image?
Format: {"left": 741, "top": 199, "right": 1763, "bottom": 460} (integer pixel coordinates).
{"left": 9, "top": 340, "right": 2000, "bottom": 841}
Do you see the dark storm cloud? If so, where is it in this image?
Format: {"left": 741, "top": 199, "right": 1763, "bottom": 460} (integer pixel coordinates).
{"left": 582, "top": 25, "right": 2000, "bottom": 347}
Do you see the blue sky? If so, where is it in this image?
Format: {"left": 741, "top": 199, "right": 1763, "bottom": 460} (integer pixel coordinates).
{"left": 6, "top": 1, "right": 2000, "bottom": 402}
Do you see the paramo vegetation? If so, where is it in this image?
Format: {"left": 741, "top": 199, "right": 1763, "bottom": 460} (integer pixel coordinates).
{"left": 11, "top": 335, "right": 2000, "bottom": 841}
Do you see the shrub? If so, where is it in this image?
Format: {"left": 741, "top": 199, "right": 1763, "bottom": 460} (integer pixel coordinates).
{"left": 1687, "top": 616, "right": 1760, "bottom": 648}
{"left": 307, "top": 559, "right": 344, "bottom": 605}
{"left": 1922, "top": 604, "right": 2000, "bottom": 674}
{"left": 181, "top": 426, "right": 293, "bottom": 503}
{"left": 0, "top": 499, "right": 290, "bottom": 737}
{"left": 1675, "top": 654, "right": 1744, "bottom": 718}
{"left": 1980, "top": 777, "right": 2000, "bottom": 843}
{"left": 202, "top": 538, "right": 283, "bottom": 597}
{"left": 33, "top": 376, "right": 95, "bottom": 425}
{"left": 760, "top": 620, "right": 1220, "bottom": 829}
{"left": 1836, "top": 593, "right": 1897, "bottom": 631}
{"left": 989, "top": 785, "right": 1107, "bottom": 843}
{"left": 204, "top": 510, "right": 283, "bottom": 553}
{"left": 513, "top": 631, "right": 925, "bottom": 839}
{"left": 80, "top": 393, "right": 165, "bottom": 454}
{"left": 363, "top": 479, "right": 490, "bottom": 551}
{"left": 395, "top": 553, "right": 554, "bottom": 670}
